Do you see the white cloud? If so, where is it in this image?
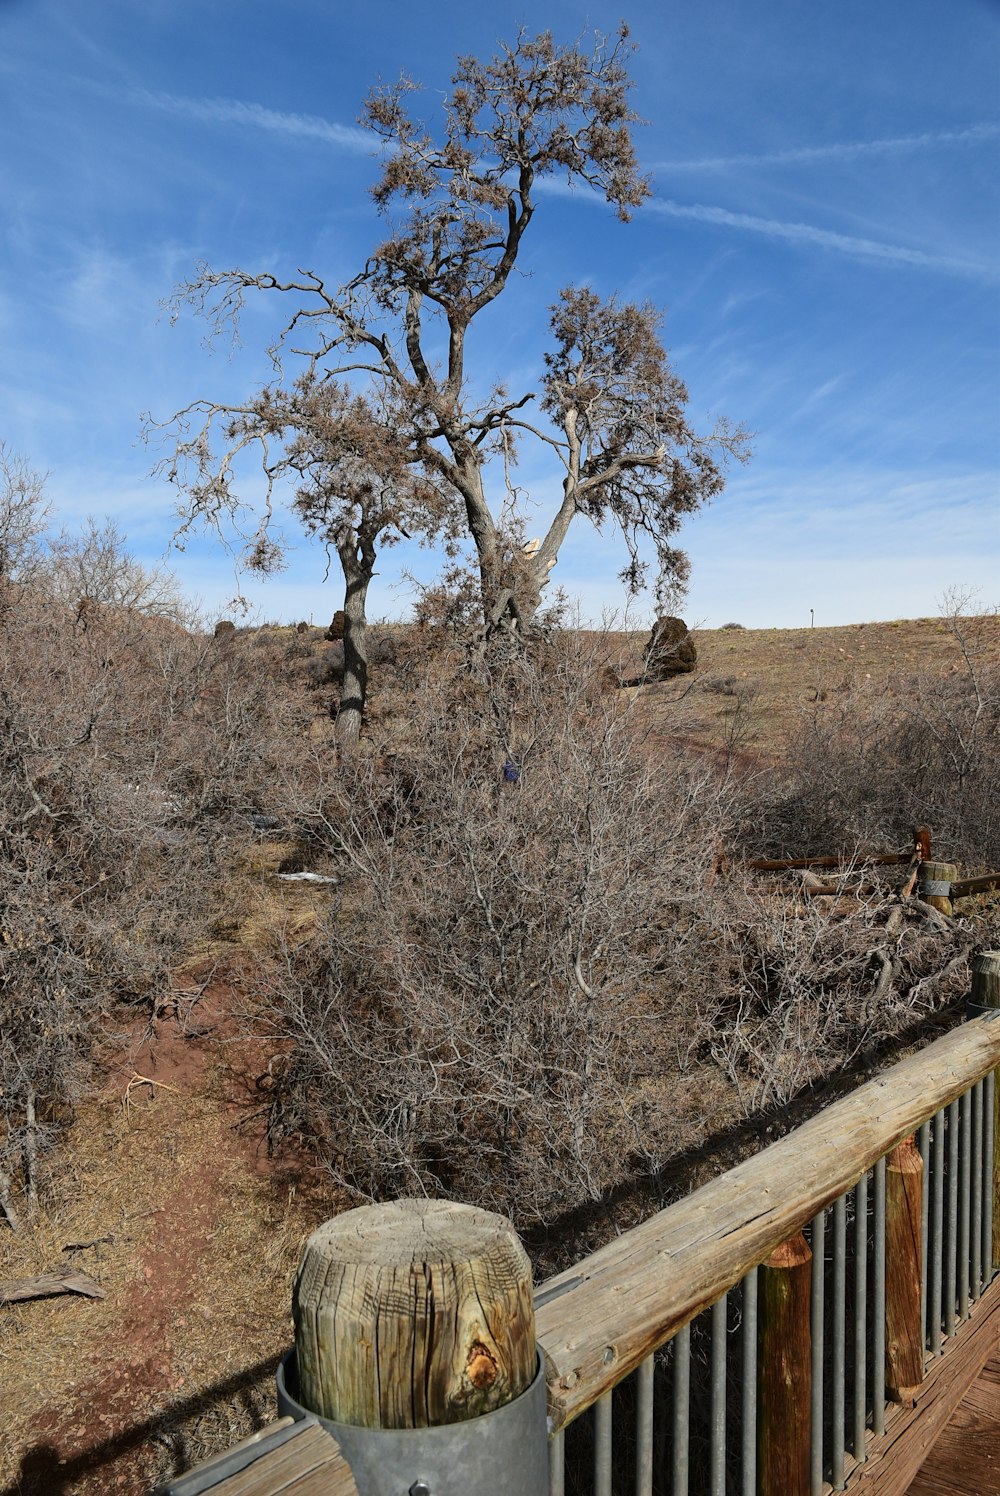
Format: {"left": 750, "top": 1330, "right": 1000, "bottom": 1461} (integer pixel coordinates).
{"left": 128, "top": 88, "right": 374, "bottom": 153}
{"left": 656, "top": 122, "right": 1000, "bottom": 173}
{"left": 644, "top": 198, "right": 998, "bottom": 279}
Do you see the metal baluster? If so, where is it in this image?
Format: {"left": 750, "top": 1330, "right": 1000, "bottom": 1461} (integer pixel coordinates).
{"left": 635, "top": 1354, "right": 654, "bottom": 1496}
{"left": 548, "top": 1430, "right": 565, "bottom": 1496}
{"left": 972, "top": 1081, "right": 983, "bottom": 1302}
{"left": 946, "top": 1097, "right": 960, "bottom": 1339}
{"left": 831, "top": 1193, "right": 847, "bottom": 1489}
{"left": 930, "top": 1108, "right": 945, "bottom": 1354}
{"left": 985, "top": 1071, "right": 996, "bottom": 1284}
{"left": 741, "top": 1267, "right": 758, "bottom": 1496}
{"left": 594, "top": 1391, "right": 612, "bottom": 1496}
{"left": 853, "top": 1171, "right": 868, "bottom": 1462}
{"left": 960, "top": 1087, "right": 972, "bottom": 1320}
{"left": 918, "top": 1120, "right": 930, "bottom": 1348}
{"left": 873, "top": 1156, "right": 886, "bottom": 1437}
{"left": 811, "top": 1209, "right": 825, "bottom": 1495}
{"left": 710, "top": 1295, "right": 727, "bottom": 1496}
{"left": 672, "top": 1322, "right": 691, "bottom": 1496}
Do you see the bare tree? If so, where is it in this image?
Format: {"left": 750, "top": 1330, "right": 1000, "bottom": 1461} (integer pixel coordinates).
{"left": 44, "top": 515, "right": 190, "bottom": 624}
{"left": 0, "top": 442, "right": 49, "bottom": 594}
{"left": 151, "top": 25, "right": 748, "bottom": 659}
{"left": 160, "top": 374, "right": 452, "bottom": 741}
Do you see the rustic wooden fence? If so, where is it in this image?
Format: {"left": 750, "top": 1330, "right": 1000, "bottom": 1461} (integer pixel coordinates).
{"left": 161, "top": 954, "right": 1000, "bottom": 1495}
{"left": 742, "top": 824, "right": 1000, "bottom": 918}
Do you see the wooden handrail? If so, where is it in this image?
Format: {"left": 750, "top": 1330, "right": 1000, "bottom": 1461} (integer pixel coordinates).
{"left": 536, "top": 1011, "right": 1000, "bottom": 1432}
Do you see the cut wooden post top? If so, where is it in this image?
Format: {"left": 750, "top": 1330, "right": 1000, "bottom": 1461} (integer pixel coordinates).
{"left": 972, "top": 952, "right": 1000, "bottom": 1009}
{"left": 293, "top": 1199, "right": 536, "bottom": 1430}
{"left": 296, "top": 1197, "right": 530, "bottom": 1266}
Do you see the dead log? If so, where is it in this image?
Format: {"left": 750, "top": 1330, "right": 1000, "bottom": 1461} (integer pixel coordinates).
{"left": 0, "top": 1269, "right": 106, "bottom": 1305}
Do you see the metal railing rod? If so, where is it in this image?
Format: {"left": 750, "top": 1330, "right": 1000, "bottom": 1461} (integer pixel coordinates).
{"left": 959, "top": 1086, "right": 972, "bottom": 1320}
{"left": 548, "top": 1429, "right": 565, "bottom": 1496}
{"left": 710, "top": 1295, "right": 727, "bottom": 1496}
{"left": 741, "top": 1267, "right": 758, "bottom": 1496}
{"left": 986, "top": 1071, "right": 996, "bottom": 1281}
{"left": 635, "top": 1353, "right": 653, "bottom": 1496}
{"left": 918, "top": 1120, "right": 930, "bottom": 1348}
{"left": 831, "top": 1192, "right": 847, "bottom": 1490}
{"left": 671, "top": 1321, "right": 690, "bottom": 1496}
{"left": 811, "top": 1209, "right": 826, "bottom": 1496}
{"left": 872, "top": 1155, "right": 886, "bottom": 1437}
{"left": 853, "top": 1171, "right": 868, "bottom": 1462}
{"left": 972, "top": 1081, "right": 983, "bottom": 1301}
{"left": 930, "top": 1108, "right": 945, "bottom": 1354}
{"left": 594, "top": 1390, "right": 612, "bottom": 1496}
{"left": 946, "top": 1097, "right": 959, "bottom": 1339}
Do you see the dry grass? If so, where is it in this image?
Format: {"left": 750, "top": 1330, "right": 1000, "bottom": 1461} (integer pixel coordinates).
{"left": 603, "top": 615, "right": 1000, "bottom": 753}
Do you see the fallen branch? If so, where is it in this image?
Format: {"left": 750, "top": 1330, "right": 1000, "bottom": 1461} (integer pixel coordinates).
{"left": 0, "top": 1269, "right": 105, "bottom": 1305}
{"left": 121, "top": 1072, "right": 182, "bottom": 1115}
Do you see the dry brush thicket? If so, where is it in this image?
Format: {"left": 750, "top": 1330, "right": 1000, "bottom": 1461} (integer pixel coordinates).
{"left": 3, "top": 580, "right": 997, "bottom": 1250}
{"left": 240, "top": 622, "right": 1000, "bottom": 1245}
{"left": 0, "top": 584, "right": 305, "bottom": 1226}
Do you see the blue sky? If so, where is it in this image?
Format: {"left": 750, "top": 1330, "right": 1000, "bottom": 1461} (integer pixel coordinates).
{"left": 1, "top": 0, "right": 998, "bottom": 628}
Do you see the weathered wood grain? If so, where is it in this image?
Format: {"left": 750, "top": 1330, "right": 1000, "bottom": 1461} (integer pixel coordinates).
{"left": 536, "top": 1013, "right": 1000, "bottom": 1431}
{"left": 293, "top": 1198, "right": 535, "bottom": 1430}
{"left": 886, "top": 1136, "right": 924, "bottom": 1401}
{"left": 0, "top": 1269, "right": 105, "bottom": 1304}
{"left": 918, "top": 862, "right": 957, "bottom": 916}
{"left": 203, "top": 1421, "right": 359, "bottom": 1495}
{"left": 758, "top": 1233, "right": 811, "bottom": 1496}
{"left": 749, "top": 853, "right": 912, "bottom": 872}
{"left": 971, "top": 952, "right": 1000, "bottom": 1009}
{"left": 952, "top": 873, "right": 1000, "bottom": 900}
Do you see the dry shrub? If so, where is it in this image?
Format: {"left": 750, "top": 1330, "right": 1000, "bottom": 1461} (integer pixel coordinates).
{"left": 742, "top": 610, "right": 1000, "bottom": 868}
{"left": 247, "top": 634, "right": 733, "bottom": 1227}
{"left": 0, "top": 586, "right": 305, "bottom": 1219}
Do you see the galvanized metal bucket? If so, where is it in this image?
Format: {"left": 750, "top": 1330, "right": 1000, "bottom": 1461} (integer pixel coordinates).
{"left": 276, "top": 1346, "right": 549, "bottom": 1496}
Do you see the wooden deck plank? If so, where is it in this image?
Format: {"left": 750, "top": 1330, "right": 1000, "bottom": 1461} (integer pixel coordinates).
{"left": 906, "top": 1348, "right": 1000, "bottom": 1495}
{"left": 843, "top": 1271, "right": 1000, "bottom": 1494}
{"left": 166, "top": 1421, "right": 359, "bottom": 1496}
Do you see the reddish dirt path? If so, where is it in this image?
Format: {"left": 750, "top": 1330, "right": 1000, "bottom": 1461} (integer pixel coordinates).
{"left": 1, "top": 966, "right": 334, "bottom": 1496}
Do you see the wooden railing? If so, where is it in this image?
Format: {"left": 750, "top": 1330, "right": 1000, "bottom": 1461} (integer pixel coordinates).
{"left": 536, "top": 1009, "right": 1000, "bottom": 1433}
{"left": 161, "top": 955, "right": 1000, "bottom": 1496}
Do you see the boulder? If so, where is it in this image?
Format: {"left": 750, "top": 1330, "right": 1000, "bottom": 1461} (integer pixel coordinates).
{"left": 643, "top": 616, "right": 697, "bottom": 680}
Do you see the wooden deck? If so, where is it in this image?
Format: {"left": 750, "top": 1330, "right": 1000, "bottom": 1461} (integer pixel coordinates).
{"left": 842, "top": 1269, "right": 1000, "bottom": 1494}
{"left": 907, "top": 1351, "right": 1000, "bottom": 1495}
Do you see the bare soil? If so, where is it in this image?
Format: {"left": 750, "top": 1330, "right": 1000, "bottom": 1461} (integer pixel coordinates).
{"left": 0, "top": 958, "right": 344, "bottom": 1496}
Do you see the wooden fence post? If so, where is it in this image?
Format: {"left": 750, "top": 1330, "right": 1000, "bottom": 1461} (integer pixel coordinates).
{"left": 969, "top": 952, "right": 1000, "bottom": 1270}
{"left": 758, "top": 1231, "right": 812, "bottom": 1496}
{"left": 284, "top": 1198, "right": 547, "bottom": 1496}
{"left": 918, "top": 860, "right": 957, "bottom": 915}
{"left": 885, "top": 1136, "right": 924, "bottom": 1402}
